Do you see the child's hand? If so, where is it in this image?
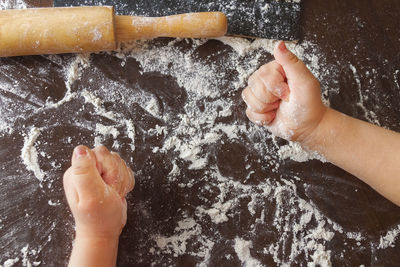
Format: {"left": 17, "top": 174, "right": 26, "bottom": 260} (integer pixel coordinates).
{"left": 242, "top": 41, "right": 327, "bottom": 143}
{"left": 63, "top": 145, "right": 135, "bottom": 240}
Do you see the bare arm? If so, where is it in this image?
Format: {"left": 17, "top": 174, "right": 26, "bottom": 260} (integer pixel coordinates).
{"left": 242, "top": 41, "right": 400, "bottom": 206}
{"left": 305, "top": 108, "right": 400, "bottom": 206}
{"left": 64, "top": 145, "right": 135, "bottom": 267}
{"left": 68, "top": 236, "right": 119, "bottom": 267}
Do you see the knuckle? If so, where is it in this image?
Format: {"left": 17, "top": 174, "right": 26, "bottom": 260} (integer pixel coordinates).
{"left": 248, "top": 73, "right": 259, "bottom": 87}
{"left": 71, "top": 165, "right": 93, "bottom": 176}
{"left": 288, "top": 53, "right": 300, "bottom": 64}
{"left": 129, "top": 172, "right": 135, "bottom": 191}
{"left": 245, "top": 107, "right": 254, "bottom": 119}
{"left": 258, "top": 65, "right": 270, "bottom": 77}
{"left": 108, "top": 165, "right": 119, "bottom": 179}
{"left": 260, "top": 63, "right": 272, "bottom": 72}
{"left": 266, "top": 113, "right": 275, "bottom": 123}
{"left": 242, "top": 88, "right": 250, "bottom": 102}
{"left": 111, "top": 151, "right": 122, "bottom": 161}
{"left": 247, "top": 74, "right": 255, "bottom": 84}
{"left": 78, "top": 198, "right": 100, "bottom": 212}
{"left": 95, "top": 145, "right": 109, "bottom": 156}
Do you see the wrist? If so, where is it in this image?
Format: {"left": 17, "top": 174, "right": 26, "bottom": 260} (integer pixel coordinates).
{"left": 69, "top": 232, "right": 119, "bottom": 267}
{"left": 298, "top": 106, "right": 332, "bottom": 150}
{"left": 75, "top": 223, "right": 122, "bottom": 241}
{"left": 75, "top": 228, "right": 120, "bottom": 244}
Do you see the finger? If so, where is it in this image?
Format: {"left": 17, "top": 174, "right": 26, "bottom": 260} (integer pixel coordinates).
{"left": 118, "top": 159, "right": 135, "bottom": 197}
{"left": 67, "top": 145, "right": 105, "bottom": 200}
{"left": 127, "top": 168, "right": 135, "bottom": 193}
{"left": 63, "top": 167, "right": 79, "bottom": 206}
{"left": 253, "top": 63, "right": 290, "bottom": 101}
{"left": 247, "top": 73, "right": 279, "bottom": 104}
{"left": 111, "top": 152, "right": 126, "bottom": 196}
{"left": 273, "top": 41, "right": 316, "bottom": 86}
{"left": 246, "top": 108, "right": 276, "bottom": 126}
{"left": 121, "top": 198, "right": 128, "bottom": 227}
{"left": 242, "top": 87, "right": 280, "bottom": 113}
{"left": 93, "top": 145, "right": 119, "bottom": 187}
{"left": 70, "top": 145, "right": 97, "bottom": 175}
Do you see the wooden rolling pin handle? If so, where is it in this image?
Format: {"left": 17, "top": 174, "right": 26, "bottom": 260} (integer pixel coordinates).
{"left": 115, "top": 12, "right": 228, "bottom": 41}
{"left": 0, "top": 7, "right": 227, "bottom": 57}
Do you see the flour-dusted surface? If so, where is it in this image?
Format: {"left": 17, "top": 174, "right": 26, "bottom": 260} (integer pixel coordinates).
{"left": 1, "top": 0, "right": 400, "bottom": 266}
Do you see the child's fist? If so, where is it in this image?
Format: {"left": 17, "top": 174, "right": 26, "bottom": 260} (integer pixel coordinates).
{"left": 63, "top": 145, "right": 135, "bottom": 240}
{"left": 242, "top": 41, "right": 327, "bottom": 143}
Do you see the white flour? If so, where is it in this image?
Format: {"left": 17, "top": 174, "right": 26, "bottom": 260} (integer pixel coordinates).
{"left": 1, "top": 257, "right": 19, "bottom": 267}
{"left": 278, "top": 141, "right": 327, "bottom": 163}
{"left": 0, "top": 2, "right": 399, "bottom": 263}
{"left": 234, "top": 237, "right": 262, "bottom": 267}
{"left": 0, "top": 0, "right": 26, "bottom": 9}
{"left": 8, "top": 36, "right": 399, "bottom": 266}
{"left": 378, "top": 224, "right": 400, "bottom": 249}
{"left": 21, "top": 127, "right": 44, "bottom": 182}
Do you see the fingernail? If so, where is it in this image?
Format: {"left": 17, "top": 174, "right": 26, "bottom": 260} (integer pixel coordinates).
{"left": 277, "top": 41, "right": 287, "bottom": 53}
{"left": 74, "top": 146, "right": 87, "bottom": 158}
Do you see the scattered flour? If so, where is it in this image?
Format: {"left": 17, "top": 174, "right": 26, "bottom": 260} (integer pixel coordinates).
{"left": 307, "top": 244, "right": 332, "bottom": 267}
{"left": 0, "top": 10, "right": 398, "bottom": 264}
{"left": 196, "top": 200, "right": 233, "bottom": 224}
{"left": 21, "top": 127, "right": 45, "bottom": 181}
{"left": 349, "top": 64, "right": 380, "bottom": 126}
{"left": 0, "top": 0, "right": 26, "bottom": 9}
{"left": 278, "top": 141, "right": 327, "bottom": 163}
{"left": 1, "top": 257, "right": 19, "bottom": 267}
{"left": 144, "top": 97, "right": 160, "bottom": 117}
{"left": 114, "top": 37, "right": 397, "bottom": 265}
{"left": 378, "top": 224, "right": 400, "bottom": 249}
{"left": 153, "top": 217, "right": 214, "bottom": 263}
{"left": 234, "top": 237, "right": 262, "bottom": 267}
{"left": 124, "top": 119, "right": 136, "bottom": 151}
{"left": 154, "top": 218, "right": 201, "bottom": 256}
{"left": 95, "top": 123, "right": 120, "bottom": 139}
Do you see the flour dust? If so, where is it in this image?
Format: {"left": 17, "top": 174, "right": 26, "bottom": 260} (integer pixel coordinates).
{"left": 0, "top": 6, "right": 399, "bottom": 265}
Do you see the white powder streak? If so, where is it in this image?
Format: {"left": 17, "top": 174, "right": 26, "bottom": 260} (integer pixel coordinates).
{"left": 153, "top": 218, "right": 201, "bottom": 256}
{"left": 21, "top": 127, "right": 44, "bottom": 182}
{"left": 307, "top": 244, "right": 332, "bottom": 267}
{"left": 0, "top": 0, "right": 26, "bottom": 9}
{"left": 378, "top": 224, "right": 400, "bottom": 249}
{"left": 2, "top": 257, "right": 20, "bottom": 267}
{"left": 278, "top": 141, "right": 327, "bottom": 163}
{"left": 349, "top": 64, "right": 380, "bottom": 126}
{"left": 95, "top": 123, "right": 120, "bottom": 139}
{"left": 124, "top": 119, "right": 136, "bottom": 151}
{"left": 234, "top": 237, "right": 262, "bottom": 267}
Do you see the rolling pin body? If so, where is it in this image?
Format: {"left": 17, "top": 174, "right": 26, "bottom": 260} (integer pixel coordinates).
{"left": 0, "top": 7, "right": 227, "bottom": 57}
{"left": 0, "top": 7, "right": 116, "bottom": 57}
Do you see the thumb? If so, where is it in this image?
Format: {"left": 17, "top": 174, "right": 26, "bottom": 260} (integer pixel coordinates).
{"left": 70, "top": 145, "right": 97, "bottom": 176}
{"left": 273, "top": 41, "right": 315, "bottom": 85}
{"left": 66, "top": 145, "right": 105, "bottom": 201}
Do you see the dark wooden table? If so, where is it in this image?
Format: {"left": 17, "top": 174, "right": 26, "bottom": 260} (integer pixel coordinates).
{"left": 1, "top": 0, "right": 400, "bottom": 266}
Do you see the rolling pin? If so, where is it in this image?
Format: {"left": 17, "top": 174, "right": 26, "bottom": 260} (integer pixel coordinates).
{"left": 0, "top": 6, "right": 228, "bottom": 57}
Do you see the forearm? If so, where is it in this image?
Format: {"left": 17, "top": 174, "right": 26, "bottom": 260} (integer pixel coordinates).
{"left": 68, "top": 234, "right": 119, "bottom": 267}
{"left": 304, "top": 108, "right": 400, "bottom": 206}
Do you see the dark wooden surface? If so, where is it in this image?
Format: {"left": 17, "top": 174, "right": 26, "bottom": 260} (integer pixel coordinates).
{"left": 54, "top": 0, "right": 301, "bottom": 40}
{"left": 1, "top": 0, "right": 400, "bottom": 266}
